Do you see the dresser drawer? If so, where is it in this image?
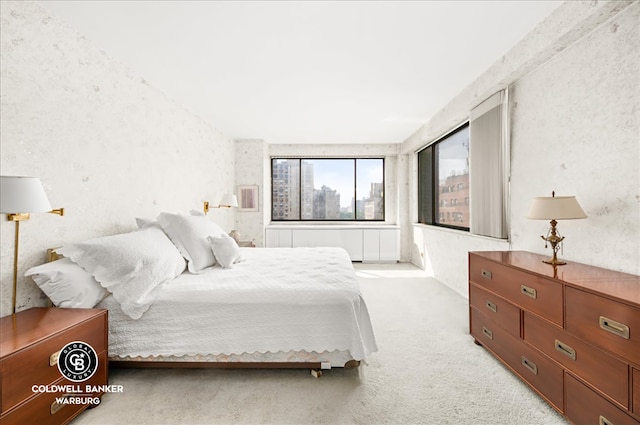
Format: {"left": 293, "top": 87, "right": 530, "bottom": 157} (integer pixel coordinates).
{"left": 0, "top": 314, "right": 106, "bottom": 413}
{"left": 469, "top": 255, "right": 563, "bottom": 326}
{"left": 471, "top": 307, "right": 564, "bottom": 412}
{"left": 566, "top": 287, "right": 640, "bottom": 365}
{"left": 634, "top": 369, "right": 640, "bottom": 417}
{"left": 524, "top": 312, "right": 629, "bottom": 409}
{"left": 1, "top": 351, "right": 107, "bottom": 425}
{"left": 469, "top": 282, "right": 521, "bottom": 338}
{"left": 566, "top": 373, "right": 640, "bottom": 425}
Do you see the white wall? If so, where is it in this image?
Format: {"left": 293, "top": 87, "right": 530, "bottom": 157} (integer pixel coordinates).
{"left": 234, "top": 139, "right": 266, "bottom": 246}
{"left": 0, "top": 1, "right": 235, "bottom": 316}
{"left": 404, "top": 1, "right": 639, "bottom": 298}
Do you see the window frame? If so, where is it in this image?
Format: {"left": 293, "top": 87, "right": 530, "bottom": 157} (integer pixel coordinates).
{"left": 417, "top": 122, "right": 470, "bottom": 232}
{"left": 271, "top": 157, "right": 385, "bottom": 222}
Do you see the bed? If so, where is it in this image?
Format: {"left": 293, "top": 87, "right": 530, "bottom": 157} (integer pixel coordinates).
{"left": 25, "top": 212, "right": 378, "bottom": 372}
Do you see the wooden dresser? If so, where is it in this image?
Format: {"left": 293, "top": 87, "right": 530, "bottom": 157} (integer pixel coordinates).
{"left": 0, "top": 308, "right": 108, "bottom": 425}
{"left": 469, "top": 251, "right": 640, "bottom": 425}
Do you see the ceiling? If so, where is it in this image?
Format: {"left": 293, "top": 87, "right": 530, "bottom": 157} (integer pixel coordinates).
{"left": 42, "top": 1, "right": 561, "bottom": 145}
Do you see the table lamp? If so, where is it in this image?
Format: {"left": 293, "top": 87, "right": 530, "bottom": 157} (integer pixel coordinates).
{"left": 527, "top": 191, "right": 587, "bottom": 265}
{"left": 0, "top": 176, "right": 63, "bottom": 313}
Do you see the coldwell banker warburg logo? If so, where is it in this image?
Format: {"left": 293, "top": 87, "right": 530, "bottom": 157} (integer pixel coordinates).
{"left": 32, "top": 340, "right": 124, "bottom": 407}
{"left": 57, "top": 341, "right": 99, "bottom": 382}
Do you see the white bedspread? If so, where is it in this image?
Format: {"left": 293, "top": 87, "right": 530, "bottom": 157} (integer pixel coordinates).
{"left": 98, "top": 247, "right": 378, "bottom": 361}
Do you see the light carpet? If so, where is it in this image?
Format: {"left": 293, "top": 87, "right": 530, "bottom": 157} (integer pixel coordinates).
{"left": 74, "top": 263, "right": 568, "bottom": 425}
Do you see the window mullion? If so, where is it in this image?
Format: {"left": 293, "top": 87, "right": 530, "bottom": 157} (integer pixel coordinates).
{"left": 354, "top": 159, "right": 358, "bottom": 220}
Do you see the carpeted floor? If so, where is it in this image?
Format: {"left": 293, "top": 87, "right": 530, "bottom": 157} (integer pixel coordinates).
{"left": 74, "top": 263, "right": 568, "bottom": 425}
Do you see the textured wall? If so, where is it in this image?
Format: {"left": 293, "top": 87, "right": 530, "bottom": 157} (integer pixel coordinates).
{"left": 405, "top": 1, "right": 639, "bottom": 297}
{"left": 509, "top": 2, "right": 639, "bottom": 271}
{"left": 403, "top": 2, "right": 640, "bottom": 295}
{"left": 234, "top": 139, "right": 266, "bottom": 246}
{"left": 0, "top": 1, "right": 235, "bottom": 316}
{"left": 401, "top": 1, "right": 633, "bottom": 155}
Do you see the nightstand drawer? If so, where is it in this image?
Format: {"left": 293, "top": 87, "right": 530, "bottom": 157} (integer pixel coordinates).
{"left": 471, "top": 307, "right": 564, "bottom": 412}
{"left": 565, "top": 287, "right": 640, "bottom": 365}
{"left": 1, "top": 351, "right": 107, "bottom": 425}
{"left": 524, "top": 312, "right": 629, "bottom": 409}
{"left": 469, "top": 255, "right": 563, "bottom": 326}
{"left": 469, "top": 282, "right": 520, "bottom": 338}
{"left": 1, "top": 313, "right": 106, "bottom": 413}
{"left": 631, "top": 369, "right": 640, "bottom": 417}
{"left": 634, "top": 369, "right": 640, "bottom": 416}
{"left": 566, "top": 373, "right": 639, "bottom": 425}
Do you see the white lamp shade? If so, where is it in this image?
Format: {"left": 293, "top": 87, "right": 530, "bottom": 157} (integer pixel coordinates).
{"left": 219, "top": 193, "right": 238, "bottom": 208}
{"left": 0, "top": 176, "right": 52, "bottom": 214}
{"left": 527, "top": 195, "right": 587, "bottom": 220}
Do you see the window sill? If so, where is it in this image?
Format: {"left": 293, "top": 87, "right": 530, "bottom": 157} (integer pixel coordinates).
{"left": 267, "top": 223, "right": 399, "bottom": 229}
{"left": 412, "top": 222, "right": 510, "bottom": 243}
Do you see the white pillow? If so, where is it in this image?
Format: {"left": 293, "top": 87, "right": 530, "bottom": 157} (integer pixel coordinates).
{"left": 157, "top": 212, "right": 226, "bottom": 273}
{"left": 56, "top": 226, "right": 186, "bottom": 319}
{"left": 25, "top": 258, "right": 108, "bottom": 308}
{"left": 208, "top": 234, "right": 244, "bottom": 269}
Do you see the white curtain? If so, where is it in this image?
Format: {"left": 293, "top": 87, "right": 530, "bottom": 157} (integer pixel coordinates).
{"left": 469, "top": 89, "right": 510, "bottom": 239}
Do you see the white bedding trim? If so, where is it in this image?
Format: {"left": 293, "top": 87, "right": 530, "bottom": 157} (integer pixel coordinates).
{"left": 99, "top": 247, "right": 378, "bottom": 361}
{"left": 110, "top": 350, "right": 355, "bottom": 367}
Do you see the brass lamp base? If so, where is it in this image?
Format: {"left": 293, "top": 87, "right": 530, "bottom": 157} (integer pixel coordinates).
{"left": 543, "top": 258, "right": 566, "bottom": 266}
{"left": 541, "top": 219, "right": 567, "bottom": 266}
{"left": 6, "top": 209, "right": 64, "bottom": 314}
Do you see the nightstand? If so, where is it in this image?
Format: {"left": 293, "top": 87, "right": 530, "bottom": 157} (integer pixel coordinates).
{"left": 237, "top": 241, "right": 256, "bottom": 247}
{"left": 0, "top": 308, "right": 108, "bottom": 425}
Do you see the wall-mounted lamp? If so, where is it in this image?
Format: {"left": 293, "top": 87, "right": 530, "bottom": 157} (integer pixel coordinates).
{"left": 0, "top": 176, "right": 64, "bottom": 314}
{"left": 203, "top": 194, "right": 238, "bottom": 214}
{"left": 527, "top": 191, "right": 587, "bottom": 266}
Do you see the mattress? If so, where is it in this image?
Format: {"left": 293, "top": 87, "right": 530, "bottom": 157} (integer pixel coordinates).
{"left": 98, "top": 247, "right": 377, "bottom": 364}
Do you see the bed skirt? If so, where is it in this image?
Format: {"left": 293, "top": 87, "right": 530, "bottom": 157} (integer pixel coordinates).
{"left": 109, "top": 350, "right": 359, "bottom": 369}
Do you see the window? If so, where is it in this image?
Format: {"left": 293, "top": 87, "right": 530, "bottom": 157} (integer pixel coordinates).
{"left": 417, "top": 123, "right": 470, "bottom": 231}
{"left": 271, "top": 158, "right": 384, "bottom": 221}
{"left": 417, "top": 89, "right": 509, "bottom": 238}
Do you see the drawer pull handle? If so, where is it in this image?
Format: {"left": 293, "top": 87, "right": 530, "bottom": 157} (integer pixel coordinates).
{"left": 599, "top": 316, "right": 630, "bottom": 340}
{"left": 481, "top": 269, "right": 492, "bottom": 279}
{"left": 482, "top": 326, "right": 493, "bottom": 340}
{"left": 49, "top": 350, "right": 61, "bottom": 367}
{"left": 51, "top": 394, "right": 73, "bottom": 415}
{"left": 521, "top": 356, "right": 538, "bottom": 375}
{"left": 520, "top": 285, "right": 537, "bottom": 299}
{"left": 554, "top": 339, "right": 576, "bottom": 360}
{"left": 485, "top": 300, "right": 497, "bottom": 313}
{"left": 599, "top": 415, "right": 614, "bottom": 425}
